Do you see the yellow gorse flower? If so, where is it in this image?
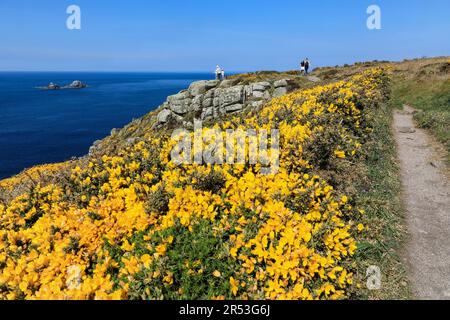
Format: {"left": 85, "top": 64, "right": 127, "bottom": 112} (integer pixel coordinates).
{"left": 0, "top": 68, "right": 388, "bottom": 300}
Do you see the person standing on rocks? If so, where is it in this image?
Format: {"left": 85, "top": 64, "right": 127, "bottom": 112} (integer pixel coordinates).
{"left": 300, "top": 60, "right": 306, "bottom": 75}
{"left": 304, "top": 58, "right": 311, "bottom": 75}
{"left": 221, "top": 68, "right": 225, "bottom": 80}
{"left": 215, "top": 65, "right": 222, "bottom": 80}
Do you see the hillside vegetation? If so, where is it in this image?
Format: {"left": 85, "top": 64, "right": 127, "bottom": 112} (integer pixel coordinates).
{"left": 390, "top": 57, "right": 450, "bottom": 159}
{"left": 0, "top": 57, "right": 448, "bottom": 300}
{"left": 0, "top": 68, "right": 392, "bottom": 300}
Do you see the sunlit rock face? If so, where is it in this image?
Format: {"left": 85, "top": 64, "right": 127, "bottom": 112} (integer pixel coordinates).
{"left": 155, "top": 78, "right": 290, "bottom": 125}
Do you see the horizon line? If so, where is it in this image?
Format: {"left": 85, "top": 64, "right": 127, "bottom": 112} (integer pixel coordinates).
{"left": 0, "top": 56, "right": 447, "bottom": 73}
{"left": 0, "top": 70, "right": 250, "bottom": 73}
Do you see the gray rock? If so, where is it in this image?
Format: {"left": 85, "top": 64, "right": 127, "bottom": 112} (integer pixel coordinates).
{"left": 169, "top": 100, "right": 191, "bottom": 115}
{"left": 172, "top": 113, "right": 184, "bottom": 123}
{"left": 213, "top": 97, "right": 220, "bottom": 107}
{"left": 204, "top": 89, "right": 216, "bottom": 99}
{"left": 202, "top": 98, "right": 214, "bottom": 108}
{"left": 219, "top": 79, "right": 239, "bottom": 88}
{"left": 252, "top": 82, "right": 271, "bottom": 91}
{"left": 89, "top": 140, "right": 102, "bottom": 156}
{"left": 273, "top": 87, "right": 288, "bottom": 97}
{"left": 206, "top": 80, "right": 220, "bottom": 88}
{"left": 47, "top": 82, "right": 61, "bottom": 90}
{"left": 68, "top": 80, "right": 87, "bottom": 89}
{"left": 168, "top": 91, "right": 191, "bottom": 103}
{"left": 225, "top": 103, "right": 244, "bottom": 113}
{"left": 306, "top": 76, "right": 321, "bottom": 83}
{"left": 219, "top": 85, "right": 244, "bottom": 107}
{"left": 157, "top": 109, "right": 172, "bottom": 123}
{"left": 252, "top": 90, "right": 268, "bottom": 99}
{"left": 188, "top": 80, "right": 219, "bottom": 96}
{"left": 183, "top": 121, "right": 193, "bottom": 129}
{"left": 192, "top": 95, "right": 203, "bottom": 112}
{"left": 274, "top": 79, "right": 288, "bottom": 88}
{"left": 153, "top": 77, "right": 288, "bottom": 125}
{"left": 192, "top": 95, "right": 202, "bottom": 103}
{"left": 201, "top": 107, "right": 214, "bottom": 119}
{"left": 169, "top": 93, "right": 193, "bottom": 114}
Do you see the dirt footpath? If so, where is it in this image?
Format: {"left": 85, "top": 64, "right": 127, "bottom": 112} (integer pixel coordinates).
{"left": 394, "top": 105, "right": 450, "bottom": 300}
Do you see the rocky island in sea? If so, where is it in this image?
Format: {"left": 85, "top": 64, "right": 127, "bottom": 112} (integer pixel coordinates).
{"left": 39, "top": 80, "right": 88, "bottom": 90}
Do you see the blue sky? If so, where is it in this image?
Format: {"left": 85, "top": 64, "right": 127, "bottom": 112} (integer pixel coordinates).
{"left": 0, "top": 0, "right": 449, "bottom": 71}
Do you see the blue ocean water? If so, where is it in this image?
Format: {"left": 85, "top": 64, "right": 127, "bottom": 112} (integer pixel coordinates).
{"left": 0, "top": 72, "right": 213, "bottom": 180}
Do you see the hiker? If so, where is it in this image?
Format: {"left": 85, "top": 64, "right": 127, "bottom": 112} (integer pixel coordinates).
{"left": 304, "top": 58, "right": 310, "bottom": 75}
{"left": 300, "top": 60, "right": 306, "bottom": 75}
{"left": 221, "top": 68, "right": 225, "bottom": 80}
{"left": 215, "top": 65, "right": 222, "bottom": 80}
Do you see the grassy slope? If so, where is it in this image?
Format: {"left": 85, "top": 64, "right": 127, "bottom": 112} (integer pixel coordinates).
{"left": 391, "top": 58, "right": 450, "bottom": 159}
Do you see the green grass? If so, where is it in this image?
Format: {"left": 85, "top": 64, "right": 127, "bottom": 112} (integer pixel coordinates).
{"left": 353, "top": 101, "right": 411, "bottom": 300}
{"left": 391, "top": 75, "right": 450, "bottom": 159}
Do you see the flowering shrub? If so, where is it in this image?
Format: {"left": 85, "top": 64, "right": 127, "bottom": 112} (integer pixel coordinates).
{"left": 0, "top": 68, "right": 389, "bottom": 300}
{"left": 0, "top": 163, "right": 71, "bottom": 197}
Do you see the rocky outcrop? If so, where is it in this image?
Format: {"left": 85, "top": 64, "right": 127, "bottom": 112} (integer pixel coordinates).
{"left": 68, "top": 80, "right": 87, "bottom": 89}
{"left": 157, "top": 109, "right": 172, "bottom": 123}
{"left": 273, "top": 79, "right": 288, "bottom": 97}
{"left": 47, "top": 83, "right": 61, "bottom": 90}
{"left": 155, "top": 78, "right": 291, "bottom": 125}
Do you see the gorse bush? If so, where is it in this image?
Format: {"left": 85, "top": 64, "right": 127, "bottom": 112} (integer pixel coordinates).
{"left": 0, "top": 68, "right": 389, "bottom": 300}
{"left": 145, "top": 185, "right": 170, "bottom": 214}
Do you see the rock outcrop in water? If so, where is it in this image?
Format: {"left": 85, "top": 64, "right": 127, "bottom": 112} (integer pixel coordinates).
{"left": 47, "top": 82, "right": 61, "bottom": 90}
{"left": 155, "top": 78, "right": 290, "bottom": 125}
{"left": 40, "top": 80, "right": 87, "bottom": 90}
{"left": 67, "top": 80, "right": 87, "bottom": 89}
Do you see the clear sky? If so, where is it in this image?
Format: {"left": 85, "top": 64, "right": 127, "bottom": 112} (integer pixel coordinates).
{"left": 0, "top": 0, "right": 449, "bottom": 71}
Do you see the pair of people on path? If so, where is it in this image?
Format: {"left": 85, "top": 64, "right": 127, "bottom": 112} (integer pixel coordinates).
{"left": 215, "top": 65, "right": 225, "bottom": 81}
{"left": 300, "top": 58, "right": 310, "bottom": 75}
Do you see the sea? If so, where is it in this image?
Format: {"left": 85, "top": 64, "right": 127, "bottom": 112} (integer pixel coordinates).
{"left": 0, "top": 72, "right": 214, "bottom": 180}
